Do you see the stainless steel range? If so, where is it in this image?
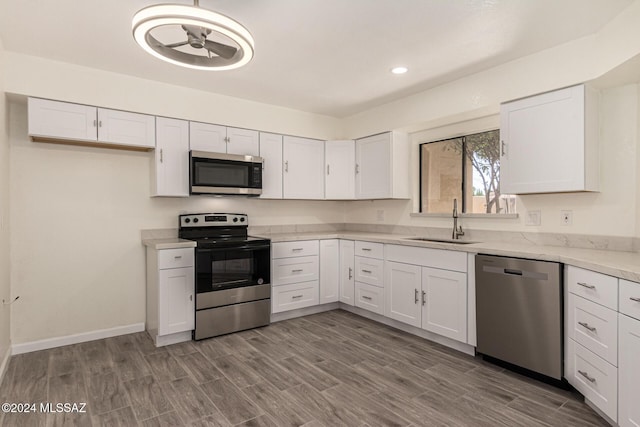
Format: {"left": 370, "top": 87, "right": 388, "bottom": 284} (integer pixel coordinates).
{"left": 179, "top": 213, "right": 271, "bottom": 340}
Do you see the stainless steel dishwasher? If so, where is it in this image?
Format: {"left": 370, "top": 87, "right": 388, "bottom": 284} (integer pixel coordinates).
{"left": 475, "top": 254, "right": 563, "bottom": 380}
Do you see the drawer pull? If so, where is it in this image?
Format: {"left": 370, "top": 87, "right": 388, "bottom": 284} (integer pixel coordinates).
{"left": 578, "top": 321, "right": 597, "bottom": 332}
{"left": 291, "top": 269, "right": 304, "bottom": 273}
{"left": 291, "top": 248, "right": 304, "bottom": 252}
{"left": 576, "top": 282, "right": 596, "bottom": 290}
{"left": 348, "top": 267, "right": 353, "bottom": 280}
{"left": 292, "top": 295, "right": 303, "bottom": 299}
{"left": 578, "top": 370, "right": 596, "bottom": 383}
{"left": 630, "top": 297, "right": 640, "bottom": 302}
{"left": 362, "top": 295, "right": 372, "bottom": 301}
{"left": 422, "top": 290, "right": 426, "bottom": 306}
{"left": 361, "top": 248, "right": 372, "bottom": 251}
{"left": 414, "top": 289, "right": 419, "bottom": 304}
{"left": 362, "top": 269, "right": 372, "bottom": 274}
{"left": 174, "top": 255, "right": 182, "bottom": 259}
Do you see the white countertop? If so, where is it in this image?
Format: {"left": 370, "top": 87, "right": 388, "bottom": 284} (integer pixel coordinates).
{"left": 143, "top": 231, "right": 640, "bottom": 282}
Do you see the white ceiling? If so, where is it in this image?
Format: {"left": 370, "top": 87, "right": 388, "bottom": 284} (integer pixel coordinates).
{"left": 0, "top": 0, "right": 633, "bottom": 117}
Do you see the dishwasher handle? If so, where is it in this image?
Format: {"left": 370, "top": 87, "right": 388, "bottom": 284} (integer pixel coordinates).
{"left": 504, "top": 269, "right": 523, "bottom": 276}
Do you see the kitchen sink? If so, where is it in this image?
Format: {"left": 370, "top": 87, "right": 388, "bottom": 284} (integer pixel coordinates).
{"left": 403, "top": 237, "right": 477, "bottom": 244}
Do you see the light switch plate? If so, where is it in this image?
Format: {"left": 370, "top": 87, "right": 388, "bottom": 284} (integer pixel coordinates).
{"left": 525, "top": 210, "right": 541, "bottom": 226}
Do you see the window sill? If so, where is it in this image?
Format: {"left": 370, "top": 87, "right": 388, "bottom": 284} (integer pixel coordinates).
{"left": 410, "top": 212, "right": 519, "bottom": 220}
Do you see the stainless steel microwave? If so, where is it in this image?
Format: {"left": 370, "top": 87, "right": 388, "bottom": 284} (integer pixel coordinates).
{"left": 190, "top": 151, "right": 263, "bottom": 196}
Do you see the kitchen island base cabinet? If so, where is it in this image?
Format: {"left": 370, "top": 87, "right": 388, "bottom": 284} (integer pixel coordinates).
{"left": 146, "top": 247, "right": 195, "bottom": 347}
{"left": 619, "top": 314, "right": 640, "bottom": 427}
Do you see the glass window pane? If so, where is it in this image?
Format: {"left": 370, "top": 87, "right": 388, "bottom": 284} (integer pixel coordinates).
{"left": 420, "top": 138, "right": 462, "bottom": 213}
{"left": 465, "top": 130, "right": 515, "bottom": 214}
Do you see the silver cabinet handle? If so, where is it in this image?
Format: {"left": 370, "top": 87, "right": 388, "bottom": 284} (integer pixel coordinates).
{"left": 362, "top": 295, "right": 372, "bottom": 301}
{"left": 284, "top": 160, "right": 289, "bottom": 172}
{"left": 160, "top": 148, "right": 163, "bottom": 163}
{"left": 262, "top": 158, "right": 265, "bottom": 170}
{"left": 361, "top": 248, "right": 372, "bottom": 251}
{"left": 224, "top": 136, "right": 230, "bottom": 143}
{"left": 327, "top": 165, "right": 330, "bottom": 175}
{"left": 422, "top": 290, "right": 426, "bottom": 306}
{"left": 577, "top": 282, "right": 596, "bottom": 289}
{"left": 362, "top": 269, "right": 372, "bottom": 274}
{"left": 414, "top": 289, "right": 418, "bottom": 304}
{"left": 292, "top": 248, "right": 303, "bottom": 252}
{"left": 292, "top": 295, "right": 303, "bottom": 299}
{"left": 355, "top": 164, "right": 360, "bottom": 174}
{"left": 578, "top": 321, "right": 596, "bottom": 332}
{"left": 578, "top": 370, "right": 596, "bottom": 383}
{"left": 348, "top": 267, "right": 353, "bottom": 280}
{"left": 501, "top": 140, "right": 506, "bottom": 156}
{"left": 189, "top": 295, "right": 193, "bottom": 301}
{"left": 174, "top": 255, "right": 182, "bottom": 259}
{"left": 98, "top": 120, "right": 102, "bottom": 127}
{"left": 93, "top": 119, "right": 97, "bottom": 127}
{"left": 630, "top": 297, "right": 640, "bottom": 302}
{"left": 291, "top": 269, "right": 303, "bottom": 273}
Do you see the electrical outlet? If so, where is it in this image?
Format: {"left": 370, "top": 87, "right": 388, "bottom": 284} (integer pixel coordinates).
{"left": 525, "top": 210, "right": 541, "bottom": 226}
{"left": 376, "top": 210, "right": 385, "bottom": 222}
{"left": 561, "top": 210, "right": 573, "bottom": 226}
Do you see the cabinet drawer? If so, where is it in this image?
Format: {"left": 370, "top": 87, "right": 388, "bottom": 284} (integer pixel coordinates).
{"left": 272, "top": 240, "right": 319, "bottom": 258}
{"left": 272, "top": 281, "right": 319, "bottom": 313}
{"left": 385, "top": 244, "right": 467, "bottom": 272}
{"left": 355, "top": 282, "right": 384, "bottom": 315}
{"left": 273, "top": 256, "right": 319, "bottom": 286}
{"left": 354, "top": 256, "right": 384, "bottom": 287}
{"left": 567, "top": 266, "right": 618, "bottom": 310}
{"left": 619, "top": 279, "right": 640, "bottom": 321}
{"left": 158, "top": 248, "right": 194, "bottom": 269}
{"left": 568, "top": 295, "right": 618, "bottom": 366}
{"left": 566, "top": 339, "right": 617, "bottom": 422}
{"left": 355, "top": 241, "right": 384, "bottom": 259}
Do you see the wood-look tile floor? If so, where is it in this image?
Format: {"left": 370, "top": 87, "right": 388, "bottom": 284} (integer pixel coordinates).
{"left": 0, "top": 309, "right": 609, "bottom": 427}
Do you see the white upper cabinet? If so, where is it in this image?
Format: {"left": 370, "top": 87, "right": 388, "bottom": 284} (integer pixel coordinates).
{"left": 190, "top": 122, "right": 227, "bottom": 152}
{"left": 355, "top": 131, "right": 409, "bottom": 199}
{"left": 29, "top": 98, "right": 97, "bottom": 141}
{"left": 283, "top": 136, "right": 325, "bottom": 199}
{"left": 259, "top": 132, "right": 283, "bottom": 199}
{"left": 500, "top": 84, "right": 599, "bottom": 194}
{"left": 189, "top": 122, "right": 259, "bottom": 156}
{"left": 28, "top": 98, "right": 155, "bottom": 149}
{"left": 325, "top": 140, "right": 355, "bottom": 199}
{"left": 97, "top": 108, "right": 155, "bottom": 148}
{"left": 153, "top": 117, "right": 189, "bottom": 197}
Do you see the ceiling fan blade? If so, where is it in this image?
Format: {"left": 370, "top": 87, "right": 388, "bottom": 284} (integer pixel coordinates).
{"left": 204, "top": 40, "right": 237, "bottom": 59}
{"left": 164, "top": 41, "right": 189, "bottom": 48}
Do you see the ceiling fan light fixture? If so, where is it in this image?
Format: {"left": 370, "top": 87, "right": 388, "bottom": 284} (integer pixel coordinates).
{"left": 132, "top": 3, "right": 254, "bottom": 71}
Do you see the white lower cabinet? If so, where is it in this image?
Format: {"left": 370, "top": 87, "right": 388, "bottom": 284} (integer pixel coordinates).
{"left": 619, "top": 314, "right": 640, "bottom": 427}
{"left": 339, "top": 240, "right": 355, "bottom": 305}
{"left": 385, "top": 259, "right": 467, "bottom": 343}
{"left": 320, "top": 239, "right": 340, "bottom": 304}
{"left": 355, "top": 282, "right": 385, "bottom": 315}
{"left": 272, "top": 281, "right": 320, "bottom": 313}
{"left": 146, "top": 247, "right": 195, "bottom": 346}
{"left": 272, "top": 240, "right": 320, "bottom": 314}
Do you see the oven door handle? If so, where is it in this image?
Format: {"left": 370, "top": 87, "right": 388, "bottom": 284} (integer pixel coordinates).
{"left": 198, "top": 244, "right": 271, "bottom": 252}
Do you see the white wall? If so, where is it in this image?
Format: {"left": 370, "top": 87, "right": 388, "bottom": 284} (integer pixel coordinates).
{"left": 0, "top": 38, "right": 11, "bottom": 366}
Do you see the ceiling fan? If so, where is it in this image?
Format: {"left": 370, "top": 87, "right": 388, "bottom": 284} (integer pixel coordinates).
{"left": 132, "top": 0, "right": 254, "bottom": 70}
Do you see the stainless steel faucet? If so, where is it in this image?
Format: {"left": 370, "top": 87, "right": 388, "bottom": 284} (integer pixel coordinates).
{"left": 452, "top": 199, "right": 464, "bottom": 240}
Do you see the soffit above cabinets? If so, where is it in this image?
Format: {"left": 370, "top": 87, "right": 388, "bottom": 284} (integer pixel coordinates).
{"left": 0, "top": 0, "right": 633, "bottom": 117}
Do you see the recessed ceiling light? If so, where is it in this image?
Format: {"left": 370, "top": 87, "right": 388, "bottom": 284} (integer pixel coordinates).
{"left": 391, "top": 66, "right": 408, "bottom": 75}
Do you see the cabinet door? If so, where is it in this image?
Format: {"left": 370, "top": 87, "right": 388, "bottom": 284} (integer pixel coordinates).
{"left": 320, "top": 239, "right": 340, "bottom": 304}
{"left": 97, "top": 108, "right": 155, "bottom": 148}
{"left": 355, "top": 133, "right": 392, "bottom": 199}
{"left": 619, "top": 314, "right": 640, "bottom": 427}
{"left": 259, "top": 132, "right": 283, "bottom": 199}
{"left": 421, "top": 267, "right": 467, "bottom": 342}
{"left": 283, "top": 136, "right": 325, "bottom": 199}
{"left": 28, "top": 98, "right": 97, "bottom": 141}
{"left": 227, "top": 127, "right": 259, "bottom": 156}
{"left": 158, "top": 267, "right": 195, "bottom": 335}
{"left": 325, "top": 140, "right": 355, "bottom": 199}
{"left": 189, "top": 122, "right": 227, "bottom": 152}
{"left": 385, "top": 261, "right": 421, "bottom": 328}
{"left": 500, "top": 84, "right": 595, "bottom": 194}
{"left": 153, "top": 117, "right": 189, "bottom": 197}
{"left": 339, "top": 240, "right": 355, "bottom": 305}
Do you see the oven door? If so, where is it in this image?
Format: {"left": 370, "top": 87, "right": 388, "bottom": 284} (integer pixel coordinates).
{"left": 195, "top": 242, "right": 271, "bottom": 294}
{"left": 190, "top": 151, "right": 262, "bottom": 195}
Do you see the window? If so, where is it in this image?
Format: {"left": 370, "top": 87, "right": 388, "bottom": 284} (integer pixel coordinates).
{"left": 419, "top": 129, "right": 515, "bottom": 214}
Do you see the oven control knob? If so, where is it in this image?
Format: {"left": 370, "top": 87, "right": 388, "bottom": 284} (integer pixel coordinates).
{"left": 193, "top": 218, "right": 199, "bottom": 223}
{"left": 240, "top": 217, "right": 245, "bottom": 222}
{"left": 185, "top": 218, "right": 191, "bottom": 224}
{"left": 233, "top": 217, "right": 238, "bottom": 223}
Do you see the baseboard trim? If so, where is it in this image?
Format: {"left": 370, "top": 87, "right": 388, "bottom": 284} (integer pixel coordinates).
{"left": 271, "top": 302, "right": 340, "bottom": 323}
{"left": 11, "top": 323, "right": 145, "bottom": 355}
{"left": 0, "top": 346, "right": 11, "bottom": 385}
